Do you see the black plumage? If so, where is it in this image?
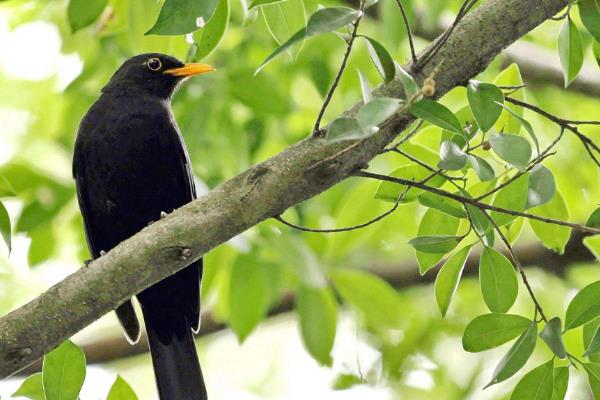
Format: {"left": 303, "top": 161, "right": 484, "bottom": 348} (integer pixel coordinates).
{"left": 73, "top": 53, "right": 214, "bottom": 400}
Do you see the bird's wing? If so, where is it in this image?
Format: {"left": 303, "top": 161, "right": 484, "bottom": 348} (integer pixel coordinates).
{"left": 73, "top": 164, "right": 141, "bottom": 343}
{"left": 168, "top": 126, "right": 202, "bottom": 332}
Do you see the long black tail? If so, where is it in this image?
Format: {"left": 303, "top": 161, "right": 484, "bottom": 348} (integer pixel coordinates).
{"left": 143, "top": 309, "right": 207, "bottom": 400}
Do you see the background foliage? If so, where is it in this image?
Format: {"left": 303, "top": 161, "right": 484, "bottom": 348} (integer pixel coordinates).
{"left": 1, "top": 0, "right": 600, "bottom": 398}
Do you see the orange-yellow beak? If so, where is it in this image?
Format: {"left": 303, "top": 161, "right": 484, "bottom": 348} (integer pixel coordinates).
{"left": 164, "top": 63, "right": 216, "bottom": 77}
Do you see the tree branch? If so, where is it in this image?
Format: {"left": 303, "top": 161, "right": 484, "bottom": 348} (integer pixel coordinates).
{"left": 0, "top": 0, "right": 569, "bottom": 378}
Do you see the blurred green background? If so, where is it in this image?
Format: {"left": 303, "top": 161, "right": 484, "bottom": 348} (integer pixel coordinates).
{"left": 1, "top": 0, "right": 600, "bottom": 398}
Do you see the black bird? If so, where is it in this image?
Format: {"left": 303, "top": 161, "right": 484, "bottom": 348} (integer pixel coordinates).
{"left": 73, "top": 53, "right": 214, "bottom": 400}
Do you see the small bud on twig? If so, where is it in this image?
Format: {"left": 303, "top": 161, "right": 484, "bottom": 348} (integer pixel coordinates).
{"left": 179, "top": 248, "right": 192, "bottom": 261}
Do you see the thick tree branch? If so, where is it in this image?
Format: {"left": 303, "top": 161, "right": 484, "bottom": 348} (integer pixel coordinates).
{"left": 0, "top": 0, "right": 568, "bottom": 378}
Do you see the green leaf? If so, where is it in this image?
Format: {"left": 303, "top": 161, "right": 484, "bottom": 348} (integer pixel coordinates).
{"left": 43, "top": 340, "right": 86, "bottom": 400}
{"left": 493, "top": 64, "right": 525, "bottom": 134}
{"left": 332, "top": 373, "right": 363, "bottom": 390}
{"left": 551, "top": 367, "right": 569, "bottom": 400}
{"left": 0, "top": 176, "right": 16, "bottom": 197}
{"left": 584, "top": 235, "right": 600, "bottom": 261}
{"left": 356, "top": 97, "right": 402, "bottom": 130}
{"left": 326, "top": 117, "right": 367, "bottom": 142}
{"left": 466, "top": 81, "right": 504, "bottom": 132}
{"left": 496, "top": 102, "right": 540, "bottom": 154}
{"left": 0, "top": 201, "right": 11, "bottom": 253}
{"left": 107, "top": 375, "right": 139, "bottom": 400}
{"left": 557, "top": 16, "right": 583, "bottom": 87}
{"left": 490, "top": 174, "right": 529, "bottom": 226}
{"left": 463, "top": 313, "right": 531, "bottom": 352}
{"left": 67, "top": 0, "right": 108, "bottom": 33}
{"left": 442, "top": 105, "right": 478, "bottom": 147}
{"left": 565, "top": 280, "right": 600, "bottom": 331}
{"left": 526, "top": 165, "right": 556, "bottom": 209}
{"left": 146, "top": 0, "right": 219, "bottom": 35}
{"left": 12, "top": 372, "right": 44, "bottom": 400}
{"left": 587, "top": 207, "right": 600, "bottom": 228}
{"left": 415, "top": 209, "right": 460, "bottom": 274}
{"left": 584, "top": 323, "right": 600, "bottom": 356}
{"left": 229, "top": 256, "right": 270, "bottom": 342}
{"left": 584, "top": 363, "right": 600, "bottom": 399}
{"left": 594, "top": 40, "right": 600, "bottom": 68}
{"left": 363, "top": 36, "right": 395, "bottom": 83}
{"left": 262, "top": 0, "right": 306, "bottom": 59}
{"left": 580, "top": 0, "right": 600, "bottom": 44}
{"left": 510, "top": 360, "right": 554, "bottom": 400}
{"left": 409, "top": 235, "right": 462, "bottom": 254}
{"left": 28, "top": 225, "right": 56, "bottom": 267}
{"left": 305, "top": 7, "right": 359, "bottom": 35}
{"left": 468, "top": 155, "right": 495, "bottom": 181}
{"left": 357, "top": 69, "right": 372, "bottom": 104}
{"left": 529, "top": 192, "right": 570, "bottom": 254}
{"left": 417, "top": 192, "right": 466, "bottom": 219}
{"left": 409, "top": 99, "right": 463, "bottom": 135}
{"left": 479, "top": 246, "right": 518, "bottom": 313}
{"left": 373, "top": 165, "right": 445, "bottom": 203}
{"left": 438, "top": 140, "right": 467, "bottom": 170}
{"left": 256, "top": 7, "right": 358, "bottom": 73}
{"left": 193, "top": 0, "right": 230, "bottom": 60}
{"left": 330, "top": 269, "right": 403, "bottom": 328}
{"left": 249, "top": 0, "right": 284, "bottom": 9}
{"left": 435, "top": 245, "right": 472, "bottom": 317}
{"left": 489, "top": 133, "right": 532, "bottom": 170}
{"left": 485, "top": 322, "right": 538, "bottom": 387}
{"left": 539, "top": 317, "right": 567, "bottom": 359}
{"left": 396, "top": 65, "right": 418, "bottom": 99}
{"left": 297, "top": 285, "right": 337, "bottom": 366}
{"left": 256, "top": 29, "right": 306, "bottom": 74}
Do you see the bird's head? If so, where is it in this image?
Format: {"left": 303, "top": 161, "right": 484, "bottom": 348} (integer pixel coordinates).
{"left": 102, "top": 53, "right": 215, "bottom": 99}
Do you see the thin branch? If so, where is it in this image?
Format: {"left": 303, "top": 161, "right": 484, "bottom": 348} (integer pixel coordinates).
{"left": 505, "top": 97, "right": 600, "bottom": 167}
{"left": 275, "top": 204, "right": 399, "bottom": 233}
{"left": 475, "top": 128, "right": 563, "bottom": 201}
{"left": 381, "top": 120, "right": 424, "bottom": 152}
{"left": 313, "top": 4, "right": 365, "bottom": 136}
{"left": 356, "top": 171, "right": 600, "bottom": 234}
{"left": 415, "top": 0, "right": 478, "bottom": 71}
{"left": 394, "top": 0, "right": 417, "bottom": 64}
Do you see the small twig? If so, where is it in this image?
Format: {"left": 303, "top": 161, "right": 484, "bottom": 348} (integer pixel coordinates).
{"left": 394, "top": 0, "right": 417, "bottom": 64}
{"left": 356, "top": 170, "right": 600, "bottom": 234}
{"left": 414, "top": 0, "right": 478, "bottom": 71}
{"left": 312, "top": 4, "right": 365, "bottom": 136}
{"left": 381, "top": 120, "right": 424, "bottom": 152}
{"left": 505, "top": 97, "right": 600, "bottom": 167}
{"left": 479, "top": 205, "right": 548, "bottom": 322}
{"left": 475, "top": 129, "right": 563, "bottom": 201}
{"left": 274, "top": 198, "right": 402, "bottom": 233}
{"left": 499, "top": 84, "right": 527, "bottom": 96}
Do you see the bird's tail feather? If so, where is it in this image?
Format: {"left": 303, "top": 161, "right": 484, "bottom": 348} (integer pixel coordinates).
{"left": 143, "top": 309, "right": 207, "bottom": 400}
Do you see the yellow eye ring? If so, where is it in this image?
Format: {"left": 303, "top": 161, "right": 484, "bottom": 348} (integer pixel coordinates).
{"left": 147, "top": 58, "right": 162, "bottom": 71}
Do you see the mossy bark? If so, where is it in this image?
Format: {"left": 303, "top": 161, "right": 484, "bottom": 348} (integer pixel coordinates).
{"left": 0, "top": 0, "right": 567, "bottom": 377}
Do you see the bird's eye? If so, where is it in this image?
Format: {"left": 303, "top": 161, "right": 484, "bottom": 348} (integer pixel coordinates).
{"left": 147, "top": 58, "right": 162, "bottom": 71}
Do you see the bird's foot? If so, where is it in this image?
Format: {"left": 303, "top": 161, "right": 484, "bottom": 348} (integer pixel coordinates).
{"left": 99, "top": 250, "right": 106, "bottom": 256}
{"left": 83, "top": 259, "right": 92, "bottom": 267}
{"left": 160, "top": 211, "right": 168, "bottom": 218}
